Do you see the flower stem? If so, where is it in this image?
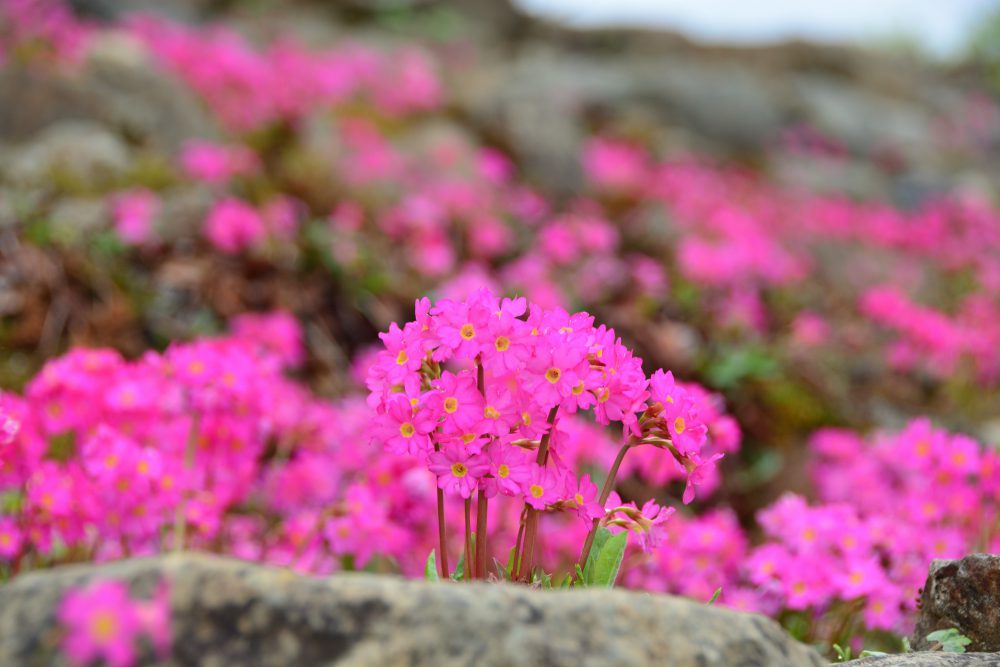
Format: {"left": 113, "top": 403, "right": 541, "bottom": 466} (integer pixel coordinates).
{"left": 511, "top": 506, "right": 527, "bottom": 577}
{"left": 576, "top": 440, "right": 634, "bottom": 573}
{"left": 464, "top": 497, "right": 473, "bottom": 580}
{"left": 474, "top": 356, "right": 489, "bottom": 580}
{"left": 172, "top": 412, "right": 199, "bottom": 552}
{"left": 436, "top": 486, "right": 449, "bottom": 578}
{"left": 475, "top": 490, "right": 488, "bottom": 579}
{"left": 515, "top": 405, "right": 559, "bottom": 582}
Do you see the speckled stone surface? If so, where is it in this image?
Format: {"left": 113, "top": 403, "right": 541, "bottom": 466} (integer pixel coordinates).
{"left": 911, "top": 554, "right": 1000, "bottom": 652}
{"left": 0, "top": 553, "right": 826, "bottom": 667}
{"left": 842, "top": 653, "right": 1000, "bottom": 666}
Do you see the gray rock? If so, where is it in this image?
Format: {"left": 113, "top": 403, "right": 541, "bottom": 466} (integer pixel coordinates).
{"left": 842, "top": 653, "right": 1000, "bottom": 666}
{"left": 0, "top": 34, "right": 214, "bottom": 153}
{"left": 0, "top": 553, "right": 826, "bottom": 667}
{"left": 2, "top": 121, "right": 131, "bottom": 190}
{"left": 911, "top": 554, "right": 1000, "bottom": 652}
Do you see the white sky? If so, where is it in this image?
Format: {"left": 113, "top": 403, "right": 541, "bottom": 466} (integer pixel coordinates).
{"left": 516, "top": 0, "right": 999, "bottom": 56}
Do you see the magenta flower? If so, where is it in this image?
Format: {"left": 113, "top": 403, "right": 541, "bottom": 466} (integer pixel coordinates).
{"left": 489, "top": 443, "right": 532, "bottom": 496}
{"left": 427, "top": 442, "right": 489, "bottom": 498}
{"left": 522, "top": 464, "right": 561, "bottom": 510}
{"left": 58, "top": 581, "right": 142, "bottom": 667}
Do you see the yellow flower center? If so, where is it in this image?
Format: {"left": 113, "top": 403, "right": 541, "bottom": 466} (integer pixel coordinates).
{"left": 0, "top": 534, "right": 10, "bottom": 548}
{"left": 673, "top": 417, "right": 686, "bottom": 434}
{"left": 529, "top": 484, "right": 544, "bottom": 498}
{"left": 399, "top": 422, "right": 415, "bottom": 438}
{"left": 545, "top": 368, "right": 561, "bottom": 384}
{"left": 443, "top": 397, "right": 459, "bottom": 413}
{"left": 571, "top": 381, "right": 585, "bottom": 396}
{"left": 498, "top": 464, "right": 510, "bottom": 478}
{"left": 396, "top": 350, "right": 409, "bottom": 365}
{"left": 521, "top": 411, "right": 531, "bottom": 425}
{"left": 484, "top": 406, "right": 501, "bottom": 420}
{"left": 460, "top": 323, "right": 476, "bottom": 340}
{"left": 495, "top": 336, "right": 510, "bottom": 351}
{"left": 89, "top": 611, "right": 118, "bottom": 642}
{"left": 597, "top": 388, "right": 610, "bottom": 403}
{"left": 462, "top": 433, "right": 476, "bottom": 444}
{"left": 188, "top": 360, "right": 205, "bottom": 375}
{"left": 137, "top": 461, "right": 150, "bottom": 475}
{"left": 574, "top": 493, "right": 584, "bottom": 505}
{"left": 451, "top": 463, "right": 468, "bottom": 478}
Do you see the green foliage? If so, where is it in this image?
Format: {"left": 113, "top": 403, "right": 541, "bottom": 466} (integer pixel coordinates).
{"left": 705, "top": 344, "right": 779, "bottom": 390}
{"left": 926, "top": 628, "right": 972, "bottom": 653}
{"left": 588, "top": 529, "right": 628, "bottom": 588}
{"left": 706, "top": 587, "right": 722, "bottom": 605}
{"left": 424, "top": 550, "right": 438, "bottom": 581}
{"left": 832, "top": 643, "right": 852, "bottom": 662}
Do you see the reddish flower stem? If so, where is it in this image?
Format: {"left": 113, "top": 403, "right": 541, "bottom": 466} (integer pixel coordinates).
{"left": 510, "top": 506, "right": 527, "bottom": 577}
{"left": 432, "top": 437, "right": 450, "bottom": 578}
{"left": 474, "top": 357, "right": 489, "bottom": 579}
{"left": 576, "top": 440, "right": 635, "bottom": 573}
{"left": 172, "top": 412, "right": 200, "bottom": 552}
{"left": 463, "top": 497, "right": 473, "bottom": 580}
{"left": 515, "top": 405, "right": 559, "bottom": 582}
{"left": 475, "top": 490, "right": 488, "bottom": 579}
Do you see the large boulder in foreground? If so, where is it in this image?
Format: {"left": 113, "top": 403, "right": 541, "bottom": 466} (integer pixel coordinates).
{"left": 0, "top": 552, "right": 824, "bottom": 667}
{"left": 911, "top": 554, "right": 1000, "bottom": 652}
{"left": 843, "top": 654, "right": 1000, "bottom": 666}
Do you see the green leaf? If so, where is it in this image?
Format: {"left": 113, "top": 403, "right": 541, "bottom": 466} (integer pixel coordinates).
{"left": 832, "top": 644, "right": 851, "bottom": 662}
{"left": 451, "top": 548, "right": 465, "bottom": 581}
{"left": 574, "top": 563, "right": 586, "bottom": 587}
{"left": 450, "top": 535, "right": 475, "bottom": 582}
{"left": 493, "top": 558, "right": 510, "bottom": 581}
{"left": 926, "top": 628, "right": 971, "bottom": 653}
{"left": 591, "top": 530, "right": 628, "bottom": 588}
{"left": 858, "top": 651, "right": 888, "bottom": 658}
{"left": 706, "top": 587, "right": 722, "bottom": 605}
{"left": 583, "top": 527, "right": 612, "bottom": 585}
{"left": 424, "top": 550, "right": 439, "bottom": 581}
{"left": 532, "top": 570, "right": 553, "bottom": 588}
{"left": 505, "top": 546, "right": 516, "bottom": 577}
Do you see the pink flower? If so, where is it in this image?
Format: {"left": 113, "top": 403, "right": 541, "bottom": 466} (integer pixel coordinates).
{"left": 489, "top": 444, "right": 532, "bottom": 496}
{"left": 435, "top": 371, "right": 483, "bottom": 435}
{"left": 522, "top": 464, "right": 561, "bottom": 510}
{"left": 204, "top": 198, "right": 266, "bottom": 254}
{"left": 180, "top": 140, "right": 258, "bottom": 184}
{"left": 112, "top": 190, "right": 159, "bottom": 246}
{"left": 566, "top": 474, "right": 604, "bottom": 523}
{"left": 0, "top": 516, "right": 22, "bottom": 559}
{"left": 58, "top": 581, "right": 142, "bottom": 667}
{"left": 427, "top": 442, "right": 489, "bottom": 498}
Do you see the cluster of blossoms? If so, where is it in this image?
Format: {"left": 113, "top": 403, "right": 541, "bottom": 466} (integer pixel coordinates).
{"left": 0, "top": 312, "right": 437, "bottom": 576}
{"left": 129, "top": 16, "right": 441, "bottom": 132}
{"left": 0, "top": 0, "right": 92, "bottom": 65}
{"left": 620, "top": 419, "right": 1000, "bottom": 642}
{"left": 58, "top": 579, "right": 170, "bottom": 667}
{"left": 366, "top": 289, "right": 720, "bottom": 580}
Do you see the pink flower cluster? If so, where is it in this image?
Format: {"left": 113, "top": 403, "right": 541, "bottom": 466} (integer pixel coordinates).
{"left": 0, "top": 0, "right": 92, "bottom": 65}
{"left": 623, "top": 419, "right": 1000, "bottom": 639}
{"left": 58, "top": 579, "right": 170, "bottom": 667}
{"left": 129, "top": 17, "right": 441, "bottom": 131}
{"left": 861, "top": 285, "right": 1000, "bottom": 383}
{"left": 366, "top": 289, "right": 722, "bottom": 578}
{"left": 0, "top": 313, "right": 434, "bottom": 574}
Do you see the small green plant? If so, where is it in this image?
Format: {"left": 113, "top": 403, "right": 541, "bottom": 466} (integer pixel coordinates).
{"left": 926, "top": 628, "right": 972, "bottom": 653}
